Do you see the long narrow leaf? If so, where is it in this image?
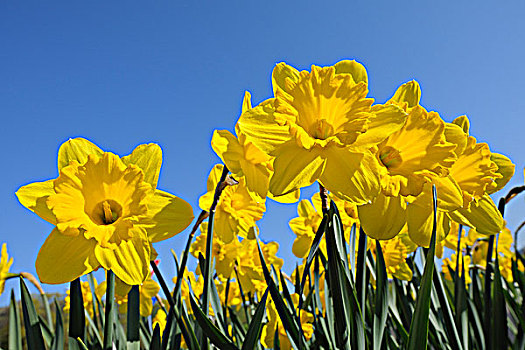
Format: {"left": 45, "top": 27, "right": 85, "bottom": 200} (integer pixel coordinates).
{"left": 103, "top": 270, "right": 115, "bottom": 350}
{"left": 407, "top": 185, "right": 438, "bottom": 350}
{"left": 68, "top": 278, "right": 85, "bottom": 348}
{"left": 50, "top": 300, "right": 64, "bottom": 350}
{"left": 9, "top": 289, "right": 22, "bottom": 350}
{"left": 491, "top": 256, "right": 508, "bottom": 350}
{"left": 127, "top": 285, "right": 140, "bottom": 350}
{"left": 373, "top": 240, "right": 388, "bottom": 350}
{"left": 20, "top": 277, "right": 46, "bottom": 350}
{"left": 241, "top": 288, "right": 269, "bottom": 350}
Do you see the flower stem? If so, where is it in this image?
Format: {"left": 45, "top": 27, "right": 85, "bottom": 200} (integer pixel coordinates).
{"left": 103, "top": 270, "right": 115, "bottom": 350}
{"left": 202, "top": 165, "right": 229, "bottom": 348}
{"left": 319, "top": 183, "right": 329, "bottom": 214}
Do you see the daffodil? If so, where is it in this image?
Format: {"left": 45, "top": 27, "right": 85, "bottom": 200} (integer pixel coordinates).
{"left": 358, "top": 81, "right": 461, "bottom": 242}
{"left": 190, "top": 222, "right": 241, "bottom": 278}
{"left": 115, "top": 273, "right": 160, "bottom": 317}
{"left": 64, "top": 277, "right": 105, "bottom": 320}
{"left": 261, "top": 294, "right": 314, "bottom": 350}
{"left": 16, "top": 138, "right": 194, "bottom": 285}
{"left": 199, "top": 164, "right": 265, "bottom": 243}
{"left": 289, "top": 193, "right": 359, "bottom": 258}
{"left": 237, "top": 60, "right": 407, "bottom": 203}
{"left": 371, "top": 235, "right": 413, "bottom": 281}
{"left": 442, "top": 251, "right": 471, "bottom": 284}
{"left": 0, "top": 243, "right": 14, "bottom": 295}
{"left": 152, "top": 308, "right": 167, "bottom": 335}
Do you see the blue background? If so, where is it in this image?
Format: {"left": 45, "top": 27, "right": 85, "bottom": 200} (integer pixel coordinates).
{"left": 2, "top": 1, "right": 524, "bottom": 303}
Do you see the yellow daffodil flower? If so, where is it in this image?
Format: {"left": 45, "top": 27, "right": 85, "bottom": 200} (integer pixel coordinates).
{"left": 0, "top": 243, "right": 14, "bottom": 295}
{"left": 237, "top": 60, "right": 407, "bottom": 203}
{"left": 190, "top": 222, "right": 241, "bottom": 278}
{"left": 371, "top": 236, "right": 413, "bottom": 281}
{"left": 199, "top": 164, "right": 265, "bottom": 243}
{"left": 442, "top": 251, "right": 471, "bottom": 284}
{"left": 261, "top": 294, "right": 314, "bottom": 350}
{"left": 115, "top": 273, "right": 160, "bottom": 317}
{"left": 289, "top": 193, "right": 359, "bottom": 258}
{"left": 152, "top": 308, "right": 167, "bottom": 335}
{"left": 16, "top": 138, "right": 194, "bottom": 285}
{"left": 64, "top": 277, "right": 105, "bottom": 320}
{"left": 359, "top": 81, "right": 461, "bottom": 242}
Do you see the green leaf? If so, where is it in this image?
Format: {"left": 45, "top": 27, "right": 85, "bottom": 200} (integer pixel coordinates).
{"left": 9, "top": 289, "right": 22, "bottom": 350}
{"left": 50, "top": 300, "right": 64, "bottom": 350}
{"left": 127, "top": 285, "right": 140, "bottom": 350}
{"left": 68, "top": 278, "right": 85, "bottom": 348}
{"left": 407, "top": 185, "right": 438, "bottom": 350}
{"left": 103, "top": 270, "right": 115, "bottom": 350}
{"left": 189, "top": 294, "right": 238, "bottom": 350}
{"left": 373, "top": 240, "right": 388, "bottom": 350}
{"left": 241, "top": 288, "right": 269, "bottom": 350}
{"left": 256, "top": 238, "right": 303, "bottom": 349}
{"left": 150, "top": 323, "right": 162, "bottom": 350}
{"left": 20, "top": 277, "right": 46, "bottom": 350}
{"left": 491, "top": 256, "right": 508, "bottom": 349}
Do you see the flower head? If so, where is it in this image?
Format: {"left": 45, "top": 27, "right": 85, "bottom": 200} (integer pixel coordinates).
{"left": 16, "top": 138, "right": 194, "bottom": 285}
{"left": 0, "top": 243, "right": 13, "bottom": 295}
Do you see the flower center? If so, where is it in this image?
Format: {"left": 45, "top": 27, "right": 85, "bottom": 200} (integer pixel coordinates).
{"left": 379, "top": 146, "right": 403, "bottom": 169}
{"left": 94, "top": 199, "right": 122, "bottom": 225}
{"left": 312, "top": 119, "right": 334, "bottom": 140}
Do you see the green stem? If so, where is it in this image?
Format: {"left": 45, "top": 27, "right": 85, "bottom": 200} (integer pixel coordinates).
{"left": 103, "top": 270, "right": 115, "bottom": 350}
{"left": 127, "top": 285, "right": 140, "bottom": 344}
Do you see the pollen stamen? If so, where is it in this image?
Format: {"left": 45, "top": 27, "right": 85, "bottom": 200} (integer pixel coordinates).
{"left": 102, "top": 200, "right": 117, "bottom": 224}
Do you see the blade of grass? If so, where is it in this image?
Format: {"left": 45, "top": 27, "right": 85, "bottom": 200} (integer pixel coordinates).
{"left": 150, "top": 324, "right": 162, "bottom": 350}
{"left": 491, "top": 256, "right": 508, "bottom": 350}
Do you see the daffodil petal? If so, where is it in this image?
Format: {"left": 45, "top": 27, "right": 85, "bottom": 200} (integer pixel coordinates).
{"left": 139, "top": 190, "right": 194, "bottom": 243}
{"left": 272, "top": 62, "right": 300, "bottom": 95}
{"left": 15, "top": 180, "right": 57, "bottom": 224}
{"left": 36, "top": 228, "right": 99, "bottom": 284}
{"left": 358, "top": 193, "right": 406, "bottom": 240}
{"left": 489, "top": 153, "right": 515, "bottom": 194}
{"left": 114, "top": 277, "right": 132, "bottom": 296}
{"left": 237, "top": 99, "right": 293, "bottom": 155}
{"left": 352, "top": 103, "right": 408, "bottom": 148}
{"left": 449, "top": 194, "right": 503, "bottom": 235}
{"left": 334, "top": 60, "right": 368, "bottom": 84}
{"left": 239, "top": 159, "right": 270, "bottom": 199}
{"left": 407, "top": 205, "right": 449, "bottom": 247}
{"left": 121, "top": 143, "right": 163, "bottom": 188}
{"left": 269, "top": 142, "right": 325, "bottom": 196}
{"left": 57, "top": 138, "right": 103, "bottom": 170}
{"left": 412, "top": 175, "right": 463, "bottom": 211}
{"left": 94, "top": 234, "right": 150, "bottom": 285}
{"left": 211, "top": 130, "right": 243, "bottom": 174}
{"left": 268, "top": 189, "right": 300, "bottom": 203}
{"left": 453, "top": 115, "right": 470, "bottom": 134}
{"left": 444, "top": 122, "right": 468, "bottom": 157}
{"left": 319, "top": 147, "right": 380, "bottom": 204}
{"left": 389, "top": 81, "right": 421, "bottom": 107}
{"left": 292, "top": 235, "right": 313, "bottom": 259}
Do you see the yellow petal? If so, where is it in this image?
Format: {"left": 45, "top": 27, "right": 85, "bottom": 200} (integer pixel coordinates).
{"left": 407, "top": 204, "right": 449, "bottom": 247}
{"left": 36, "top": 228, "right": 99, "bottom": 284}
{"left": 57, "top": 138, "right": 103, "bottom": 170}
{"left": 211, "top": 130, "right": 243, "bottom": 174}
{"left": 15, "top": 180, "right": 57, "bottom": 224}
{"left": 392, "top": 262, "right": 413, "bottom": 281}
{"left": 292, "top": 235, "right": 313, "bottom": 259}
{"left": 412, "top": 175, "right": 463, "bottom": 211}
{"left": 121, "top": 143, "right": 162, "bottom": 188}
{"left": 269, "top": 142, "right": 325, "bottom": 196}
{"left": 444, "top": 123, "right": 468, "bottom": 157}
{"left": 449, "top": 194, "right": 503, "bottom": 235}
{"left": 319, "top": 147, "right": 380, "bottom": 204}
{"left": 488, "top": 153, "right": 515, "bottom": 194}
{"left": 352, "top": 103, "right": 408, "bottom": 148}
{"left": 237, "top": 99, "right": 293, "bottom": 155}
{"left": 358, "top": 193, "right": 406, "bottom": 240}
{"left": 453, "top": 115, "right": 470, "bottom": 134}
{"left": 239, "top": 159, "right": 270, "bottom": 199}
{"left": 242, "top": 91, "right": 252, "bottom": 113}
{"left": 389, "top": 80, "right": 421, "bottom": 108}
{"left": 94, "top": 233, "right": 150, "bottom": 285}
{"left": 334, "top": 60, "right": 368, "bottom": 84}
{"left": 139, "top": 190, "right": 194, "bottom": 243}
{"left": 272, "top": 62, "right": 300, "bottom": 95}
{"left": 268, "top": 189, "right": 300, "bottom": 203}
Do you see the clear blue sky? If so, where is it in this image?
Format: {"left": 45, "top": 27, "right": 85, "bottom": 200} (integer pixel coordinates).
{"left": 2, "top": 2, "right": 525, "bottom": 303}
